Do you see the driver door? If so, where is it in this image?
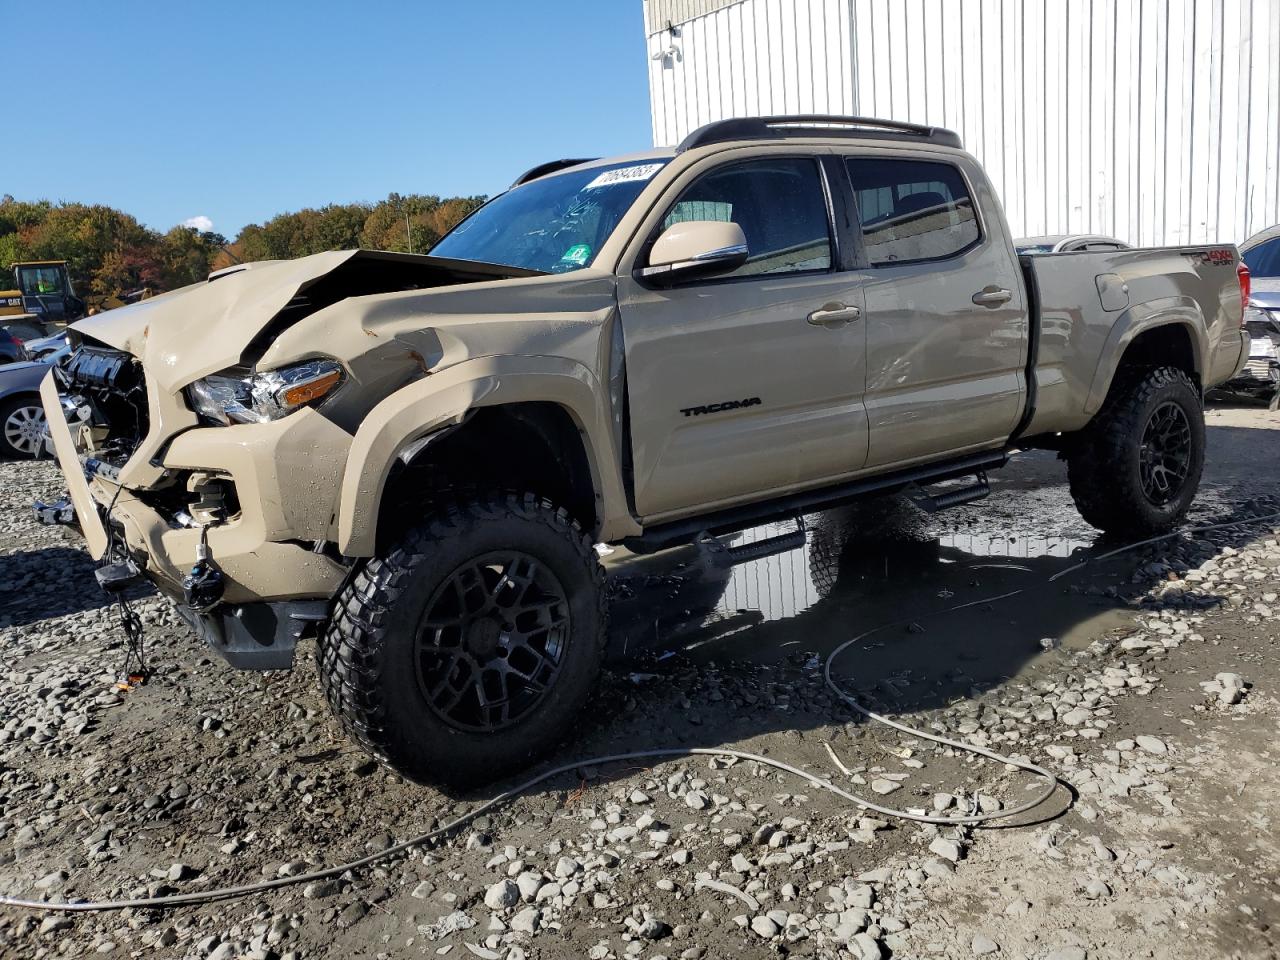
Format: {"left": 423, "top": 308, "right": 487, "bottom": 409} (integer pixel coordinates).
{"left": 617, "top": 154, "right": 871, "bottom": 521}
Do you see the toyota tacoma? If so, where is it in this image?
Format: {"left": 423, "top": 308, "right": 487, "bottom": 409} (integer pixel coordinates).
{"left": 38, "top": 115, "right": 1251, "bottom": 785}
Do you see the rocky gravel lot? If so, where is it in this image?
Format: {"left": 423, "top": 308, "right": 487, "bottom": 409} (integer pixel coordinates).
{"left": 1, "top": 405, "right": 1278, "bottom": 960}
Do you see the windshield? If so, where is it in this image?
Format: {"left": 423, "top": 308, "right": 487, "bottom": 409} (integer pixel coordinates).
{"left": 17, "top": 265, "right": 68, "bottom": 297}
{"left": 431, "top": 159, "right": 669, "bottom": 273}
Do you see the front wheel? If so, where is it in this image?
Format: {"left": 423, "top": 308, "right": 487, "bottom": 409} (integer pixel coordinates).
{"left": 1066, "top": 366, "right": 1205, "bottom": 537}
{"left": 318, "top": 492, "right": 606, "bottom": 787}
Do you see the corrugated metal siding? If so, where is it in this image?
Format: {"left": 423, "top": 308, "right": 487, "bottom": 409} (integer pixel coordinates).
{"left": 644, "top": 0, "right": 1280, "bottom": 245}
{"left": 646, "top": 0, "right": 746, "bottom": 33}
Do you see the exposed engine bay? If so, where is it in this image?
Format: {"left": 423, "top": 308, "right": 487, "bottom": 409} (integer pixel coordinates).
{"left": 59, "top": 343, "right": 149, "bottom": 468}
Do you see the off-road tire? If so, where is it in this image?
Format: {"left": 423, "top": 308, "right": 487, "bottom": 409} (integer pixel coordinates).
{"left": 1066, "top": 365, "right": 1205, "bottom": 537}
{"left": 318, "top": 491, "right": 606, "bottom": 787}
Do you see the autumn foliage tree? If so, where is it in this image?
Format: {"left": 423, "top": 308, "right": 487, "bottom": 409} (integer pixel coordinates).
{"left": 0, "top": 196, "right": 227, "bottom": 304}
{"left": 214, "top": 193, "right": 485, "bottom": 270}
{"left": 1, "top": 191, "right": 486, "bottom": 302}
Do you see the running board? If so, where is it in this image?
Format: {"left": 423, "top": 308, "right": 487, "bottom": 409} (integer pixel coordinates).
{"left": 624, "top": 449, "right": 1009, "bottom": 554}
{"left": 722, "top": 523, "right": 807, "bottom": 564}
{"left": 910, "top": 472, "right": 990, "bottom": 513}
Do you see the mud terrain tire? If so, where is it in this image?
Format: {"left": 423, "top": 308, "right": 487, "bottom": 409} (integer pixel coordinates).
{"left": 1067, "top": 365, "right": 1204, "bottom": 537}
{"left": 318, "top": 492, "right": 605, "bottom": 787}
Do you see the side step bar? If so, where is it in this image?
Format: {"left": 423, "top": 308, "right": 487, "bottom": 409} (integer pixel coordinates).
{"left": 722, "top": 523, "right": 807, "bottom": 564}
{"left": 910, "top": 472, "right": 991, "bottom": 513}
{"left": 624, "top": 449, "right": 1008, "bottom": 554}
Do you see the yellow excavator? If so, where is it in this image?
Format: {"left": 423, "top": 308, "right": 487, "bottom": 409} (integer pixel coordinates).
{"left": 0, "top": 261, "right": 88, "bottom": 341}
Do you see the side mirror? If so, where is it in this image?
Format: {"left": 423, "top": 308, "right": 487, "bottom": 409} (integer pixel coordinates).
{"left": 639, "top": 220, "right": 748, "bottom": 286}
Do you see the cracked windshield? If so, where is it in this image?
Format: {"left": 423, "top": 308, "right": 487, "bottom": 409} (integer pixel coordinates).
{"left": 431, "top": 160, "right": 669, "bottom": 273}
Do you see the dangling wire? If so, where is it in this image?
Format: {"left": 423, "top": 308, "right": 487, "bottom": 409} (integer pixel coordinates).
{"left": 95, "top": 479, "right": 148, "bottom": 687}
{"left": 113, "top": 593, "right": 148, "bottom": 688}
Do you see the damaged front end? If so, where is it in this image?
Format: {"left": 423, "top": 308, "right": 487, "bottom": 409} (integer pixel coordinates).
{"left": 61, "top": 344, "right": 150, "bottom": 465}
{"left": 33, "top": 249, "right": 550, "bottom": 671}
{"left": 32, "top": 343, "right": 148, "bottom": 545}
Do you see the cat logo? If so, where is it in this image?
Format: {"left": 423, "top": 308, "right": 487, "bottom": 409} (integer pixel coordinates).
{"left": 679, "top": 397, "right": 762, "bottom": 417}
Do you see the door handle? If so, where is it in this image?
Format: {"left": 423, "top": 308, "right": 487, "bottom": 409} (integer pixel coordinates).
{"left": 807, "top": 302, "right": 862, "bottom": 327}
{"left": 971, "top": 286, "right": 1013, "bottom": 307}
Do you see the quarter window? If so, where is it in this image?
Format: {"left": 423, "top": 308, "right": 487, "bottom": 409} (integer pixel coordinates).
{"left": 660, "top": 158, "right": 832, "bottom": 279}
{"left": 845, "top": 158, "right": 980, "bottom": 265}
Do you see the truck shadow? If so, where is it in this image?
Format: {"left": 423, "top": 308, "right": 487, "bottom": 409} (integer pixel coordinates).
{"left": 488, "top": 434, "right": 1277, "bottom": 803}
{"left": 0, "top": 546, "right": 128, "bottom": 628}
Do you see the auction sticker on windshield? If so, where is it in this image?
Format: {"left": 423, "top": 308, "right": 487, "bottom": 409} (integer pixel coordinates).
{"left": 584, "top": 163, "right": 665, "bottom": 190}
{"left": 559, "top": 244, "right": 592, "bottom": 266}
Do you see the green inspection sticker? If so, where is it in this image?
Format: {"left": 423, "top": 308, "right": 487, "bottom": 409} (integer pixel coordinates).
{"left": 559, "top": 243, "right": 592, "bottom": 266}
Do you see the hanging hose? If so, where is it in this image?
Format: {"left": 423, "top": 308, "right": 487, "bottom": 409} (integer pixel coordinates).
{"left": 3, "top": 507, "right": 1278, "bottom": 914}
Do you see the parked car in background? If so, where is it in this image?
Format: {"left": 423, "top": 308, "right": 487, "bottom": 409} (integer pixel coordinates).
{"left": 1222, "top": 226, "right": 1280, "bottom": 408}
{"left": 0, "top": 328, "right": 29, "bottom": 365}
{"left": 1242, "top": 224, "right": 1280, "bottom": 275}
{"left": 0, "top": 361, "right": 51, "bottom": 458}
{"left": 23, "top": 331, "right": 71, "bottom": 361}
{"left": 1015, "top": 234, "right": 1131, "bottom": 254}
{"left": 1242, "top": 225, "right": 1280, "bottom": 321}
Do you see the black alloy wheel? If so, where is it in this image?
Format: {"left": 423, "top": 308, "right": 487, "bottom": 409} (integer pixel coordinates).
{"left": 1138, "top": 400, "right": 1193, "bottom": 506}
{"left": 415, "top": 552, "right": 570, "bottom": 732}
{"left": 318, "top": 491, "right": 606, "bottom": 787}
{"left": 1066, "top": 365, "right": 1205, "bottom": 537}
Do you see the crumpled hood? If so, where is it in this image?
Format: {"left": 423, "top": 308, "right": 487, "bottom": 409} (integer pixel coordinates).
{"left": 70, "top": 250, "right": 541, "bottom": 394}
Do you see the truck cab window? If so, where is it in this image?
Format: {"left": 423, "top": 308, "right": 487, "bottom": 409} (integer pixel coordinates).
{"left": 661, "top": 158, "right": 832, "bottom": 278}
{"left": 845, "top": 158, "right": 980, "bottom": 265}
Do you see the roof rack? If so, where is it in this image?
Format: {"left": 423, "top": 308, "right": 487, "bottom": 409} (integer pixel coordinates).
{"left": 511, "top": 157, "right": 599, "bottom": 187}
{"left": 676, "top": 115, "right": 963, "bottom": 152}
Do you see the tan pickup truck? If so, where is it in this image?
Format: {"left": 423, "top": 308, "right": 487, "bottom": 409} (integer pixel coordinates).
{"left": 38, "top": 115, "right": 1250, "bottom": 785}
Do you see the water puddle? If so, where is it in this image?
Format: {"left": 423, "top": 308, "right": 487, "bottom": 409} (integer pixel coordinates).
{"left": 605, "top": 496, "right": 1137, "bottom": 698}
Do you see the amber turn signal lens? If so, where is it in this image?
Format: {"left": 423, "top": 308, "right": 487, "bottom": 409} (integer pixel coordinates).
{"left": 281, "top": 369, "right": 342, "bottom": 407}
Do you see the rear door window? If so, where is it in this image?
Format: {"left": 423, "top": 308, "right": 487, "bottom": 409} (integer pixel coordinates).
{"left": 660, "top": 157, "right": 832, "bottom": 279}
{"left": 845, "top": 158, "right": 980, "bottom": 265}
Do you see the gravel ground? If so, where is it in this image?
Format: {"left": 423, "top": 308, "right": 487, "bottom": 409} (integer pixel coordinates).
{"left": 1, "top": 404, "right": 1278, "bottom": 960}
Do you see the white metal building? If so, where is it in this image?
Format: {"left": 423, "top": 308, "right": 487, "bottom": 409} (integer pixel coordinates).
{"left": 643, "top": 0, "right": 1280, "bottom": 246}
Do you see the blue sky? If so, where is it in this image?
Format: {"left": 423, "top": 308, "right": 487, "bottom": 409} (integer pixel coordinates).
{"left": 6, "top": 2, "right": 652, "bottom": 238}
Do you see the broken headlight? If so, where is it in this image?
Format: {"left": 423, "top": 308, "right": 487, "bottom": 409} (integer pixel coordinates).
{"left": 187, "top": 359, "right": 344, "bottom": 426}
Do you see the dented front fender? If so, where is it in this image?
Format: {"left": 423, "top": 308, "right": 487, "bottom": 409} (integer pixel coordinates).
{"left": 336, "top": 355, "right": 640, "bottom": 556}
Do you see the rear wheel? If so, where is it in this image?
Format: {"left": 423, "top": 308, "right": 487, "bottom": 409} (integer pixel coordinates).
{"left": 1066, "top": 366, "right": 1204, "bottom": 537}
{"left": 318, "top": 491, "right": 605, "bottom": 787}
{"left": 0, "top": 395, "right": 48, "bottom": 459}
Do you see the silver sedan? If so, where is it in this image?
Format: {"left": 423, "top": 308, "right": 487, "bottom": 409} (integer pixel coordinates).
{"left": 0, "top": 361, "right": 53, "bottom": 458}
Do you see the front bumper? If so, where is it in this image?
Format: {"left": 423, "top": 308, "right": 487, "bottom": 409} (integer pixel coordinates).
{"left": 42, "top": 373, "right": 351, "bottom": 601}
{"left": 39, "top": 373, "right": 109, "bottom": 558}
{"left": 175, "top": 599, "right": 328, "bottom": 670}
{"left": 40, "top": 369, "right": 355, "bottom": 666}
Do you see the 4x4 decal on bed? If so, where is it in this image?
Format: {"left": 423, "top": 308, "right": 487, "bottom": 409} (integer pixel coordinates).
{"left": 679, "top": 397, "right": 762, "bottom": 417}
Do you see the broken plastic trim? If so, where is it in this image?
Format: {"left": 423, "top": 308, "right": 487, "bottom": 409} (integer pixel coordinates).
{"left": 397, "top": 416, "right": 467, "bottom": 465}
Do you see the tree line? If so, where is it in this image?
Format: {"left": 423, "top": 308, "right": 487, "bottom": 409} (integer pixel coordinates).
{"left": 0, "top": 192, "right": 485, "bottom": 305}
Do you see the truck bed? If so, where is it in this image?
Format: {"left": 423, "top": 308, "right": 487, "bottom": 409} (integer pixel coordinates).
{"left": 1019, "top": 245, "right": 1248, "bottom": 439}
